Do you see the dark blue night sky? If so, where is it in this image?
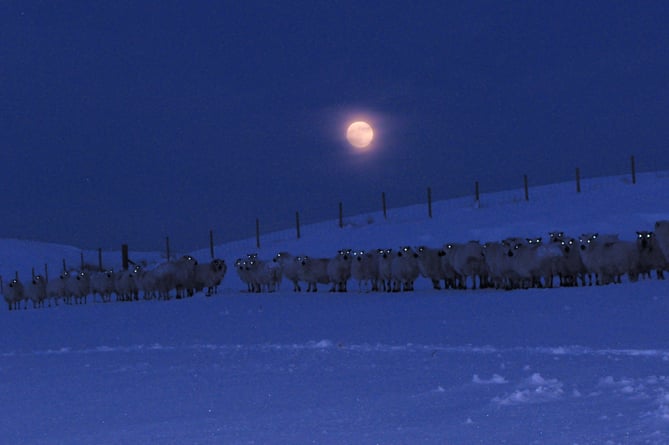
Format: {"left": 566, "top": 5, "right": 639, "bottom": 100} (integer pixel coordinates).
{"left": 2, "top": 1, "right": 668, "bottom": 250}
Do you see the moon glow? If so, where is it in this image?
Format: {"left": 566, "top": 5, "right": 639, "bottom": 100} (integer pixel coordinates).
{"left": 346, "top": 121, "right": 374, "bottom": 149}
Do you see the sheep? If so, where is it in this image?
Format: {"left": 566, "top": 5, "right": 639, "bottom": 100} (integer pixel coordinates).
{"left": 654, "top": 220, "right": 669, "bottom": 261}
{"left": 548, "top": 231, "right": 566, "bottom": 243}
{"left": 391, "top": 246, "right": 420, "bottom": 292}
{"left": 376, "top": 248, "right": 394, "bottom": 292}
{"left": 296, "top": 255, "right": 330, "bottom": 292}
{"left": 194, "top": 258, "right": 227, "bottom": 296}
{"left": 89, "top": 269, "right": 116, "bottom": 303}
{"left": 529, "top": 237, "right": 569, "bottom": 288}
{"left": 636, "top": 231, "right": 667, "bottom": 280}
{"left": 4, "top": 277, "right": 25, "bottom": 311}
{"left": 415, "top": 246, "right": 447, "bottom": 290}
{"left": 578, "top": 233, "right": 640, "bottom": 285}
{"left": 273, "top": 252, "right": 302, "bottom": 292}
{"left": 500, "top": 238, "right": 537, "bottom": 289}
{"left": 24, "top": 274, "right": 47, "bottom": 308}
{"left": 65, "top": 270, "right": 90, "bottom": 304}
{"left": 114, "top": 265, "right": 141, "bottom": 302}
{"left": 481, "top": 241, "right": 512, "bottom": 290}
{"left": 136, "top": 264, "right": 164, "bottom": 300}
{"left": 438, "top": 244, "right": 462, "bottom": 289}
{"left": 326, "top": 249, "right": 352, "bottom": 292}
{"left": 350, "top": 250, "right": 379, "bottom": 292}
{"left": 234, "top": 257, "right": 254, "bottom": 292}
{"left": 449, "top": 241, "right": 488, "bottom": 289}
{"left": 45, "top": 270, "right": 70, "bottom": 306}
{"left": 150, "top": 255, "right": 198, "bottom": 299}
{"left": 555, "top": 237, "right": 589, "bottom": 286}
{"left": 245, "top": 256, "right": 282, "bottom": 292}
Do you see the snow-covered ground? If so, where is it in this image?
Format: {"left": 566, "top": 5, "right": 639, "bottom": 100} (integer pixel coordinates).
{"left": 2, "top": 171, "right": 669, "bottom": 444}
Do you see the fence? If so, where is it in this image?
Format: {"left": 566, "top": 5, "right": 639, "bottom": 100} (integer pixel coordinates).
{"left": 244, "top": 155, "right": 641, "bottom": 249}
{"left": 36, "top": 155, "right": 644, "bottom": 272}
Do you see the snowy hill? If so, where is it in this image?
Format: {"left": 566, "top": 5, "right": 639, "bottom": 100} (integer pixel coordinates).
{"left": 1, "top": 171, "right": 669, "bottom": 444}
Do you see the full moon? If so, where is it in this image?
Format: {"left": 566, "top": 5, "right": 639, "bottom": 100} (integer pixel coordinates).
{"left": 346, "top": 121, "right": 374, "bottom": 149}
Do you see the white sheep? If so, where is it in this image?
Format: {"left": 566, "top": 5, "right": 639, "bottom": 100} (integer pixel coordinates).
{"left": 350, "top": 250, "right": 379, "bottom": 292}
{"left": 578, "top": 233, "right": 639, "bottom": 285}
{"left": 114, "top": 265, "right": 141, "bottom": 302}
{"left": 654, "top": 220, "right": 669, "bottom": 261}
{"left": 136, "top": 264, "right": 163, "bottom": 300}
{"left": 24, "top": 274, "right": 47, "bottom": 308}
{"left": 636, "top": 230, "right": 667, "bottom": 280}
{"left": 296, "top": 255, "right": 330, "bottom": 292}
{"left": 449, "top": 241, "right": 488, "bottom": 289}
{"left": 4, "top": 277, "right": 25, "bottom": 311}
{"left": 89, "top": 269, "right": 116, "bottom": 303}
{"left": 233, "top": 257, "right": 253, "bottom": 292}
{"left": 64, "top": 270, "right": 90, "bottom": 304}
{"left": 150, "top": 255, "right": 198, "bottom": 299}
{"left": 438, "top": 245, "right": 462, "bottom": 289}
{"left": 194, "top": 258, "right": 227, "bottom": 296}
{"left": 527, "top": 237, "right": 567, "bottom": 288}
{"left": 481, "top": 241, "right": 512, "bottom": 290}
{"left": 326, "top": 249, "right": 352, "bottom": 292}
{"left": 390, "top": 246, "right": 420, "bottom": 291}
{"left": 415, "top": 246, "right": 447, "bottom": 290}
{"left": 555, "top": 237, "right": 589, "bottom": 286}
{"left": 45, "top": 270, "right": 70, "bottom": 306}
{"left": 376, "top": 248, "right": 394, "bottom": 292}
{"left": 500, "top": 238, "right": 536, "bottom": 289}
{"left": 245, "top": 257, "right": 282, "bottom": 292}
{"left": 273, "top": 252, "right": 302, "bottom": 292}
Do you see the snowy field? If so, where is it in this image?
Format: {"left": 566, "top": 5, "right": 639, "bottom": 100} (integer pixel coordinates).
{"left": 2, "top": 172, "right": 669, "bottom": 444}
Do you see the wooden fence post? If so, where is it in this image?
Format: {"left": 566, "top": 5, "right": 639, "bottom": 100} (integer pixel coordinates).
{"left": 427, "top": 187, "right": 432, "bottom": 218}
{"left": 339, "top": 202, "right": 343, "bottom": 228}
{"left": 575, "top": 167, "right": 581, "bottom": 193}
{"left": 630, "top": 155, "right": 636, "bottom": 184}
{"left": 295, "top": 211, "right": 301, "bottom": 239}
{"left": 209, "top": 229, "right": 215, "bottom": 259}
{"left": 523, "top": 175, "right": 529, "bottom": 201}
{"left": 121, "top": 244, "right": 129, "bottom": 270}
{"left": 256, "top": 218, "right": 261, "bottom": 248}
{"left": 382, "top": 192, "right": 387, "bottom": 219}
{"left": 475, "top": 181, "right": 480, "bottom": 204}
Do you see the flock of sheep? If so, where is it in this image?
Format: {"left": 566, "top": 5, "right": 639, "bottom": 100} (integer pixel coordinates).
{"left": 2, "top": 256, "right": 227, "bottom": 311}
{"left": 4, "top": 220, "right": 669, "bottom": 310}
{"left": 234, "top": 221, "right": 669, "bottom": 294}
